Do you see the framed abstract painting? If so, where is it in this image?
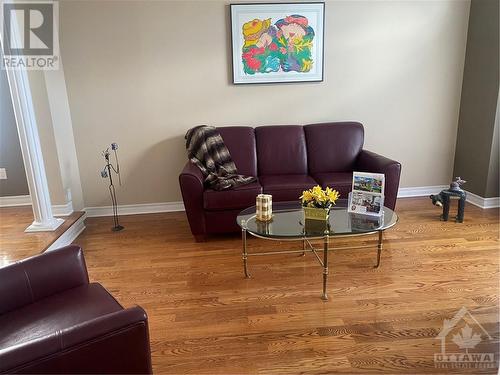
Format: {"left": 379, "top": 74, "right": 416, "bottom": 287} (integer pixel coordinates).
{"left": 230, "top": 2, "right": 325, "bottom": 84}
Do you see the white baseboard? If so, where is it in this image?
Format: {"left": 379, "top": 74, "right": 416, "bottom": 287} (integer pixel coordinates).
{"left": 0, "top": 195, "right": 74, "bottom": 216}
{"left": 397, "top": 186, "right": 499, "bottom": 209}
{"left": 46, "top": 213, "right": 87, "bottom": 251}
{"left": 397, "top": 185, "right": 448, "bottom": 198}
{"left": 82, "top": 186, "right": 499, "bottom": 218}
{"left": 85, "top": 188, "right": 444, "bottom": 218}
{"left": 52, "top": 200, "right": 74, "bottom": 216}
{"left": 5, "top": 186, "right": 499, "bottom": 221}
{"left": 0, "top": 194, "right": 31, "bottom": 206}
{"left": 84, "top": 201, "right": 185, "bottom": 217}
{"left": 464, "top": 191, "right": 500, "bottom": 209}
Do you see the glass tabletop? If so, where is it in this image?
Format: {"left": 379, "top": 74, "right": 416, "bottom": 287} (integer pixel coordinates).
{"left": 237, "top": 199, "right": 398, "bottom": 239}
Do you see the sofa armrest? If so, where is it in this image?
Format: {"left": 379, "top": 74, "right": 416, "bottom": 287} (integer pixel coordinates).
{"left": 356, "top": 150, "right": 400, "bottom": 172}
{"left": 1, "top": 306, "right": 152, "bottom": 374}
{"left": 180, "top": 160, "right": 204, "bottom": 185}
{"left": 179, "top": 162, "right": 207, "bottom": 240}
{"left": 0, "top": 245, "right": 89, "bottom": 315}
{"left": 355, "top": 150, "right": 402, "bottom": 210}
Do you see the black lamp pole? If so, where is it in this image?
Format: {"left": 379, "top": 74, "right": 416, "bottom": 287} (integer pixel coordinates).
{"left": 101, "top": 143, "right": 124, "bottom": 232}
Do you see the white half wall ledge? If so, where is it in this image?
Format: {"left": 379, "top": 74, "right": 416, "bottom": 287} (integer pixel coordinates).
{"left": 83, "top": 186, "right": 500, "bottom": 217}
{"left": 46, "top": 213, "right": 87, "bottom": 251}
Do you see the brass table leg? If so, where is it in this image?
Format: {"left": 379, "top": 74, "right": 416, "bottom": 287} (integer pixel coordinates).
{"left": 375, "top": 230, "right": 383, "bottom": 268}
{"left": 321, "top": 236, "right": 329, "bottom": 301}
{"left": 242, "top": 227, "right": 250, "bottom": 278}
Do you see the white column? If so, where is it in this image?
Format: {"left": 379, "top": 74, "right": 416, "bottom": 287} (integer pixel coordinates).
{"left": 2, "top": 16, "right": 63, "bottom": 232}
{"left": 44, "top": 58, "right": 84, "bottom": 211}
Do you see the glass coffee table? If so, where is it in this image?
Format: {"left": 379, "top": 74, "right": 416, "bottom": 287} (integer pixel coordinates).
{"left": 237, "top": 200, "right": 398, "bottom": 300}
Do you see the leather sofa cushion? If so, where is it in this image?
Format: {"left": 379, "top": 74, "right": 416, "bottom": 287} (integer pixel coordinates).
{"left": 256, "top": 126, "right": 308, "bottom": 175}
{"left": 312, "top": 172, "right": 353, "bottom": 199}
{"left": 260, "top": 174, "right": 316, "bottom": 202}
{"left": 217, "top": 127, "right": 257, "bottom": 177}
{"left": 304, "top": 122, "right": 364, "bottom": 173}
{"left": 203, "top": 182, "right": 262, "bottom": 210}
{"left": 0, "top": 283, "right": 122, "bottom": 351}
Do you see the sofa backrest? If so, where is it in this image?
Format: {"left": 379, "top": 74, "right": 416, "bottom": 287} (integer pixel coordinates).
{"left": 255, "top": 125, "right": 308, "bottom": 175}
{"left": 0, "top": 245, "right": 89, "bottom": 315}
{"left": 217, "top": 126, "right": 257, "bottom": 177}
{"left": 216, "top": 123, "right": 364, "bottom": 176}
{"left": 304, "top": 122, "right": 364, "bottom": 173}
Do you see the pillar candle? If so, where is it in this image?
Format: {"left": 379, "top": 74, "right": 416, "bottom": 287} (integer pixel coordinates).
{"left": 256, "top": 194, "right": 272, "bottom": 221}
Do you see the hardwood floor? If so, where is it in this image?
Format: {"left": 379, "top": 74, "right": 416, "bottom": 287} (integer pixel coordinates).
{"left": 66, "top": 197, "right": 499, "bottom": 374}
{"left": 0, "top": 206, "right": 84, "bottom": 266}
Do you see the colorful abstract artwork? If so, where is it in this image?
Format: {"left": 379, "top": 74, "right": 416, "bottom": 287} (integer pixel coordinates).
{"left": 231, "top": 3, "right": 324, "bottom": 84}
{"left": 241, "top": 15, "right": 314, "bottom": 75}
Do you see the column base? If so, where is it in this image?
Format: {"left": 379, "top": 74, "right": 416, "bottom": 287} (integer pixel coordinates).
{"left": 25, "top": 217, "right": 64, "bottom": 232}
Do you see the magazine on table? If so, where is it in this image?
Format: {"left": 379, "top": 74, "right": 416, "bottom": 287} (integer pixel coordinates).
{"left": 348, "top": 172, "right": 385, "bottom": 216}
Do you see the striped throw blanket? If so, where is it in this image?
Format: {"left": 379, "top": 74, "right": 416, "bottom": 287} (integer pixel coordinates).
{"left": 185, "top": 126, "right": 256, "bottom": 191}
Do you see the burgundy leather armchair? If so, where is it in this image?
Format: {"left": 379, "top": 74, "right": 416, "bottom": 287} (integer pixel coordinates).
{"left": 0, "top": 245, "right": 152, "bottom": 374}
{"left": 179, "top": 122, "right": 401, "bottom": 241}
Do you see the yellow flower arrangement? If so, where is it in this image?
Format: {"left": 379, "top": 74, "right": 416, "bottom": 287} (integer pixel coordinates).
{"left": 300, "top": 185, "right": 340, "bottom": 209}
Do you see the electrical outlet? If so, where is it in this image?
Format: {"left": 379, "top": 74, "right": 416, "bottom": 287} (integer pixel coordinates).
{"left": 0, "top": 168, "right": 6, "bottom": 180}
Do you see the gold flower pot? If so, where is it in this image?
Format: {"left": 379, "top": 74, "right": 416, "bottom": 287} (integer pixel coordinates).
{"left": 303, "top": 206, "right": 330, "bottom": 221}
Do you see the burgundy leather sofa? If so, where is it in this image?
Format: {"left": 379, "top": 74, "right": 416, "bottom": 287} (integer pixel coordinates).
{"left": 0, "top": 245, "right": 152, "bottom": 374}
{"left": 179, "top": 122, "right": 401, "bottom": 241}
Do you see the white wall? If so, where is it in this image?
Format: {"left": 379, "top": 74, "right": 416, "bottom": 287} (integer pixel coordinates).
{"left": 59, "top": 0, "right": 470, "bottom": 207}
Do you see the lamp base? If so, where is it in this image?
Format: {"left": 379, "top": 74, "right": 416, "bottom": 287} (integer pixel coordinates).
{"left": 112, "top": 225, "right": 124, "bottom": 232}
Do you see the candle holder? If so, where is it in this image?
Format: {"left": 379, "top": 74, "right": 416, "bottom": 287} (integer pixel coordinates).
{"left": 256, "top": 194, "right": 273, "bottom": 222}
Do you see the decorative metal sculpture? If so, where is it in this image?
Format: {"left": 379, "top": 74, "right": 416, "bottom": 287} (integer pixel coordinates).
{"left": 100, "top": 143, "right": 124, "bottom": 231}
{"left": 430, "top": 177, "right": 467, "bottom": 223}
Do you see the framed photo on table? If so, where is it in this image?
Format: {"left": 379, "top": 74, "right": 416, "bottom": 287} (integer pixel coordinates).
{"left": 348, "top": 172, "right": 385, "bottom": 216}
{"left": 230, "top": 3, "right": 325, "bottom": 84}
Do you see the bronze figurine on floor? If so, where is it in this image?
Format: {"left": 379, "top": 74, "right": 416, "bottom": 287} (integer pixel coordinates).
{"left": 430, "top": 177, "right": 467, "bottom": 223}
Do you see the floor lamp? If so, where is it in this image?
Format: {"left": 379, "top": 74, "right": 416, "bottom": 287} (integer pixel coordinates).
{"left": 101, "top": 143, "right": 124, "bottom": 231}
